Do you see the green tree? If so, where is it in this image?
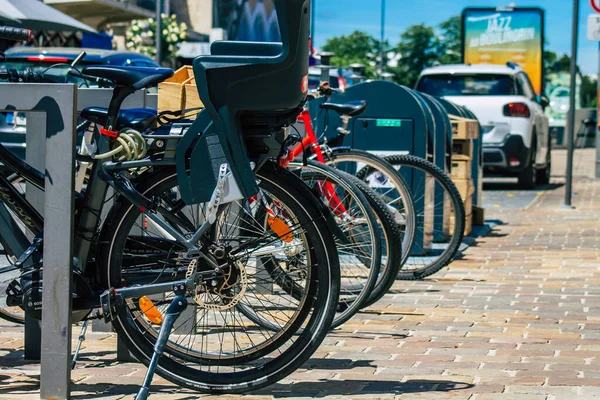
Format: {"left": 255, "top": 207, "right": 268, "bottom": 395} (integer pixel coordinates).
{"left": 391, "top": 24, "right": 438, "bottom": 87}
{"left": 543, "top": 50, "right": 558, "bottom": 74}
{"left": 556, "top": 54, "right": 572, "bottom": 72}
{"left": 581, "top": 74, "right": 598, "bottom": 108}
{"left": 321, "top": 31, "right": 381, "bottom": 78}
{"left": 437, "top": 16, "right": 461, "bottom": 65}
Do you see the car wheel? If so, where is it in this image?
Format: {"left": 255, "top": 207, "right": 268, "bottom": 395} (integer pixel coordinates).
{"left": 518, "top": 146, "right": 536, "bottom": 190}
{"left": 536, "top": 143, "right": 551, "bottom": 185}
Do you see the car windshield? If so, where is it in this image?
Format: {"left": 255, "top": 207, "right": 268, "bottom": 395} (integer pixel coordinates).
{"left": 0, "top": 61, "right": 92, "bottom": 87}
{"left": 418, "top": 73, "right": 516, "bottom": 96}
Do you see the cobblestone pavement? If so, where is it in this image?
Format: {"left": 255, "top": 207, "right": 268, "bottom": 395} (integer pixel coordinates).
{"left": 1, "top": 149, "right": 600, "bottom": 399}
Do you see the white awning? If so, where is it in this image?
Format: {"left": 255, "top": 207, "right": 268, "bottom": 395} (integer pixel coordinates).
{"left": 45, "top": 0, "right": 153, "bottom": 25}
{"left": 177, "top": 42, "right": 211, "bottom": 59}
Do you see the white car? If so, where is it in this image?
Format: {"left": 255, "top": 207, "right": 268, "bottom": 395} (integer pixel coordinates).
{"left": 416, "top": 63, "right": 551, "bottom": 189}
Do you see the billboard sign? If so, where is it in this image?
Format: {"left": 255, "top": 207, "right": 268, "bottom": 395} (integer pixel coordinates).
{"left": 462, "top": 8, "right": 544, "bottom": 94}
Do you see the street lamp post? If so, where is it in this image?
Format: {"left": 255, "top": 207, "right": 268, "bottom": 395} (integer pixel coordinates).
{"left": 379, "top": 0, "right": 385, "bottom": 77}
{"left": 156, "top": 0, "right": 162, "bottom": 65}
{"left": 564, "top": 0, "right": 579, "bottom": 208}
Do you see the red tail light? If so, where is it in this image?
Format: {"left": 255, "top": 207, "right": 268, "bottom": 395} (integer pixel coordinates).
{"left": 27, "top": 56, "right": 69, "bottom": 63}
{"left": 503, "top": 102, "right": 530, "bottom": 118}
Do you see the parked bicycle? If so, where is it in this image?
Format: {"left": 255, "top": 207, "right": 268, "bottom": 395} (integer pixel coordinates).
{"left": 300, "top": 83, "right": 466, "bottom": 280}
{"left": 0, "top": 1, "right": 345, "bottom": 396}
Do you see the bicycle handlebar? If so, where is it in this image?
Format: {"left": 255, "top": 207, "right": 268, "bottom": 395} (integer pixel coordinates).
{"left": 0, "top": 67, "right": 40, "bottom": 82}
{"left": 0, "top": 67, "right": 114, "bottom": 87}
{"left": 0, "top": 26, "right": 31, "bottom": 41}
{"left": 68, "top": 68, "right": 114, "bottom": 88}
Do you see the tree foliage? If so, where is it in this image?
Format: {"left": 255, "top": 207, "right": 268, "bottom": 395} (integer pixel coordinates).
{"left": 126, "top": 14, "right": 187, "bottom": 66}
{"left": 321, "top": 31, "right": 383, "bottom": 79}
{"left": 390, "top": 24, "right": 438, "bottom": 87}
{"left": 436, "top": 16, "right": 461, "bottom": 65}
{"left": 321, "top": 16, "right": 598, "bottom": 107}
{"left": 322, "top": 17, "right": 460, "bottom": 87}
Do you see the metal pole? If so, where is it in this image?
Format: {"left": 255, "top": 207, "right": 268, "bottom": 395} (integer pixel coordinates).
{"left": 564, "top": 0, "right": 579, "bottom": 207}
{"left": 379, "top": 0, "right": 385, "bottom": 77}
{"left": 596, "top": 41, "right": 600, "bottom": 178}
{"left": 40, "top": 84, "right": 77, "bottom": 400}
{"left": 156, "top": 0, "right": 162, "bottom": 66}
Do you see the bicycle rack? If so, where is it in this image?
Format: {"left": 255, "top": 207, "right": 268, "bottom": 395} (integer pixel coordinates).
{"left": 0, "top": 85, "right": 167, "bottom": 399}
{"left": 0, "top": 82, "right": 77, "bottom": 400}
{"left": 309, "top": 80, "right": 435, "bottom": 254}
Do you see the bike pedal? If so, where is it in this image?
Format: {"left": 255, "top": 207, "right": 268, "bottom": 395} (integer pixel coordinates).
{"left": 14, "top": 234, "right": 43, "bottom": 268}
{"left": 5, "top": 280, "right": 23, "bottom": 307}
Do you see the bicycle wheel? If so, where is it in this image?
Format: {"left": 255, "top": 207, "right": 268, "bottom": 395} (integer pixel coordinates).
{"left": 320, "top": 149, "right": 413, "bottom": 304}
{"left": 293, "top": 161, "right": 381, "bottom": 327}
{"left": 334, "top": 169, "right": 403, "bottom": 307}
{"left": 384, "top": 155, "right": 465, "bottom": 279}
{"left": 322, "top": 148, "right": 416, "bottom": 263}
{"left": 98, "top": 162, "right": 340, "bottom": 393}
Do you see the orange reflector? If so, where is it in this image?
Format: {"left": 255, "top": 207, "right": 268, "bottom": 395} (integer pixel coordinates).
{"left": 268, "top": 216, "right": 293, "bottom": 242}
{"left": 139, "top": 296, "right": 163, "bottom": 324}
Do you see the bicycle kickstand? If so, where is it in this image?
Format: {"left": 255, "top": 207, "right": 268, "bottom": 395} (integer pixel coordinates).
{"left": 135, "top": 284, "right": 188, "bottom": 400}
{"left": 71, "top": 320, "right": 89, "bottom": 370}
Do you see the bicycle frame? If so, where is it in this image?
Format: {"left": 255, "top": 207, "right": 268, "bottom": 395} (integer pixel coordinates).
{"left": 0, "top": 92, "right": 218, "bottom": 305}
{"left": 291, "top": 109, "right": 349, "bottom": 216}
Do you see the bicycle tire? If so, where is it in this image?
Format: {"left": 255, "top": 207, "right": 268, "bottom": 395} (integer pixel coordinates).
{"left": 319, "top": 148, "right": 414, "bottom": 303}
{"left": 321, "top": 148, "right": 416, "bottom": 263}
{"left": 294, "top": 161, "right": 381, "bottom": 327}
{"left": 237, "top": 161, "right": 381, "bottom": 330}
{"left": 98, "top": 162, "right": 340, "bottom": 394}
{"left": 0, "top": 307, "right": 24, "bottom": 324}
{"left": 384, "top": 154, "right": 465, "bottom": 280}
{"left": 332, "top": 168, "right": 403, "bottom": 308}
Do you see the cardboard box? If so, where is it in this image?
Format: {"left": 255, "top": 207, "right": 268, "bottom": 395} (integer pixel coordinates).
{"left": 449, "top": 115, "right": 479, "bottom": 140}
{"left": 450, "top": 155, "right": 472, "bottom": 180}
{"left": 452, "top": 139, "right": 473, "bottom": 158}
{"left": 453, "top": 178, "right": 474, "bottom": 201}
{"left": 463, "top": 195, "right": 472, "bottom": 217}
{"left": 475, "top": 168, "right": 483, "bottom": 206}
{"left": 158, "top": 66, "right": 203, "bottom": 116}
{"left": 472, "top": 205, "right": 485, "bottom": 226}
{"left": 449, "top": 210, "right": 473, "bottom": 237}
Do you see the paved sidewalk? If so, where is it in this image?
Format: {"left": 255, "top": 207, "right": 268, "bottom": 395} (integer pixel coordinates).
{"left": 1, "top": 149, "right": 600, "bottom": 399}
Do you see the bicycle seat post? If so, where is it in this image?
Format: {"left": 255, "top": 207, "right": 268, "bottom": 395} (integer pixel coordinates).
{"left": 337, "top": 115, "right": 351, "bottom": 135}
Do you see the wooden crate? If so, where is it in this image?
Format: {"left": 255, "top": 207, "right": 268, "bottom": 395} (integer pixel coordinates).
{"left": 452, "top": 178, "right": 474, "bottom": 201}
{"left": 449, "top": 115, "right": 479, "bottom": 140}
{"left": 158, "top": 66, "right": 203, "bottom": 115}
{"left": 450, "top": 155, "right": 472, "bottom": 180}
{"left": 452, "top": 139, "right": 473, "bottom": 158}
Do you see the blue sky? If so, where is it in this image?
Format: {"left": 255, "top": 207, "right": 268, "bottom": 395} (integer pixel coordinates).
{"left": 312, "top": 0, "right": 600, "bottom": 75}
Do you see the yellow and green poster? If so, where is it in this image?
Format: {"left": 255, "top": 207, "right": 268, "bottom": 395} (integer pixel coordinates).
{"left": 462, "top": 8, "right": 544, "bottom": 94}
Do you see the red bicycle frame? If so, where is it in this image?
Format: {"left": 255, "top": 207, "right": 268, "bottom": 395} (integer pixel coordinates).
{"left": 285, "top": 109, "right": 349, "bottom": 215}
